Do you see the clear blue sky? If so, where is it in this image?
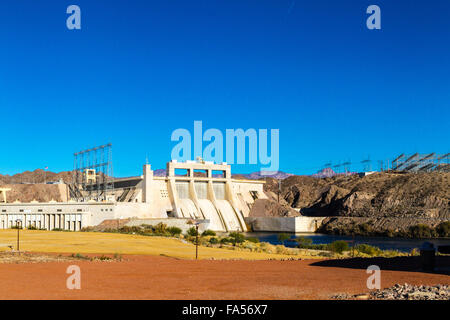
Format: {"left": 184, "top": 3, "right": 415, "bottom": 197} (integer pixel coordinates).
{"left": 0, "top": 0, "right": 449, "bottom": 177}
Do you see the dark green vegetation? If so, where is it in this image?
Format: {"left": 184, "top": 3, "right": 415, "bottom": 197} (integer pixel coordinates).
{"left": 293, "top": 236, "right": 407, "bottom": 257}
{"left": 320, "top": 221, "right": 450, "bottom": 239}
{"left": 82, "top": 223, "right": 184, "bottom": 238}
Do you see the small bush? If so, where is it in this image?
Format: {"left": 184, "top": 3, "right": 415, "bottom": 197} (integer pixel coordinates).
{"left": 357, "top": 222, "right": 372, "bottom": 235}
{"left": 209, "top": 237, "right": 219, "bottom": 244}
{"left": 186, "top": 227, "right": 199, "bottom": 237}
{"left": 220, "top": 237, "right": 232, "bottom": 244}
{"left": 229, "top": 232, "right": 245, "bottom": 246}
{"left": 408, "top": 224, "right": 436, "bottom": 238}
{"left": 436, "top": 221, "right": 450, "bottom": 238}
{"left": 277, "top": 233, "right": 291, "bottom": 244}
{"left": 328, "top": 240, "right": 349, "bottom": 254}
{"left": 166, "top": 226, "right": 182, "bottom": 236}
{"left": 245, "top": 237, "right": 260, "bottom": 243}
{"left": 119, "top": 226, "right": 141, "bottom": 234}
{"left": 156, "top": 223, "right": 168, "bottom": 234}
{"left": 71, "top": 253, "right": 90, "bottom": 260}
{"left": 275, "top": 245, "right": 289, "bottom": 254}
{"left": 52, "top": 228, "right": 63, "bottom": 231}
{"left": 202, "top": 229, "right": 216, "bottom": 237}
{"left": 295, "top": 236, "right": 313, "bottom": 246}
{"left": 355, "top": 244, "right": 382, "bottom": 256}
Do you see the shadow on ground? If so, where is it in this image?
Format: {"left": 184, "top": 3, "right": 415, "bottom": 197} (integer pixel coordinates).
{"left": 310, "top": 256, "right": 450, "bottom": 276}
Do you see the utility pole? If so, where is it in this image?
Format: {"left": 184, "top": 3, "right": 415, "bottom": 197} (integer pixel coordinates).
{"left": 195, "top": 224, "right": 199, "bottom": 260}
{"left": 16, "top": 219, "right": 22, "bottom": 253}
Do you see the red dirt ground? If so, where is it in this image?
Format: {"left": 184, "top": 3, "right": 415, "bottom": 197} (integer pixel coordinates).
{"left": 0, "top": 255, "right": 448, "bottom": 300}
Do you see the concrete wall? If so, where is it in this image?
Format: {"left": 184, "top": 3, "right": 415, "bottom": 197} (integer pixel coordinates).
{"left": 231, "top": 180, "right": 267, "bottom": 217}
{"left": 0, "top": 202, "right": 98, "bottom": 231}
{"left": 245, "top": 216, "right": 326, "bottom": 233}
{"left": 113, "top": 202, "right": 166, "bottom": 222}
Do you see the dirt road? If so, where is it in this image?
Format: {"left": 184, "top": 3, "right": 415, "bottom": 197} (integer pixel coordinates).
{"left": 0, "top": 255, "right": 448, "bottom": 299}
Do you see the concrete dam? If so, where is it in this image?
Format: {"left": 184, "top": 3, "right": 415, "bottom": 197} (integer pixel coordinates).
{"left": 173, "top": 174, "right": 247, "bottom": 231}
{"left": 0, "top": 159, "right": 267, "bottom": 232}
{"left": 163, "top": 160, "right": 266, "bottom": 232}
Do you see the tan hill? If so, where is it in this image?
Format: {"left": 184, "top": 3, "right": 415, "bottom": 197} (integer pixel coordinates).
{"left": 264, "top": 171, "right": 450, "bottom": 237}
{"left": 0, "top": 184, "right": 69, "bottom": 203}
{"left": 0, "top": 169, "right": 72, "bottom": 203}
{"left": 0, "top": 169, "right": 72, "bottom": 185}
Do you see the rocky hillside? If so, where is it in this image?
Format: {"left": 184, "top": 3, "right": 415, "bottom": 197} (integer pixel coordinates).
{"left": 0, "top": 169, "right": 72, "bottom": 185}
{"left": 0, "top": 184, "right": 69, "bottom": 203}
{"left": 264, "top": 171, "right": 450, "bottom": 237}
{"left": 0, "top": 170, "right": 72, "bottom": 203}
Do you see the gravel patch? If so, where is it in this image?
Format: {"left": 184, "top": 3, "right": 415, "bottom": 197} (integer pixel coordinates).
{"left": 332, "top": 283, "right": 450, "bottom": 300}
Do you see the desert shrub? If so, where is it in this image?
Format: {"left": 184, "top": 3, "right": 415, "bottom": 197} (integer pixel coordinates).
{"left": 27, "top": 226, "right": 38, "bottom": 230}
{"left": 295, "top": 236, "right": 313, "bottom": 246}
{"left": 186, "top": 227, "right": 199, "bottom": 237}
{"left": 52, "top": 228, "right": 63, "bottom": 231}
{"left": 328, "top": 240, "right": 349, "bottom": 254}
{"left": 275, "top": 245, "right": 289, "bottom": 254}
{"left": 355, "top": 244, "right": 382, "bottom": 256}
{"left": 166, "top": 226, "right": 182, "bottom": 236}
{"left": 229, "top": 232, "right": 245, "bottom": 246}
{"left": 119, "top": 226, "right": 141, "bottom": 234}
{"left": 436, "top": 221, "right": 450, "bottom": 238}
{"left": 318, "top": 251, "right": 334, "bottom": 257}
{"left": 357, "top": 223, "right": 372, "bottom": 235}
{"left": 153, "top": 223, "right": 167, "bottom": 234}
{"left": 220, "top": 237, "right": 232, "bottom": 244}
{"left": 245, "top": 237, "right": 260, "bottom": 243}
{"left": 382, "top": 229, "right": 395, "bottom": 238}
{"left": 408, "top": 224, "right": 436, "bottom": 238}
{"left": 259, "top": 241, "right": 269, "bottom": 249}
{"left": 71, "top": 253, "right": 90, "bottom": 260}
{"left": 202, "top": 229, "right": 216, "bottom": 237}
{"left": 209, "top": 237, "right": 219, "bottom": 244}
{"left": 277, "top": 233, "right": 291, "bottom": 244}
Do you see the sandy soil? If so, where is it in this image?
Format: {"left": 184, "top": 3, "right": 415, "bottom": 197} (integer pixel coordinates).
{"left": 0, "top": 254, "right": 448, "bottom": 300}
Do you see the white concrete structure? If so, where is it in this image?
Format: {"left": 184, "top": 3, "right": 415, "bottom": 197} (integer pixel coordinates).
{"left": 0, "top": 160, "right": 266, "bottom": 232}
{"left": 245, "top": 216, "right": 326, "bottom": 233}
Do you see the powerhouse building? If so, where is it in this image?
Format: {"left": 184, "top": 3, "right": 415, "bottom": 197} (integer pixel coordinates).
{"left": 0, "top": 160, "right": 266, "bottom": 232}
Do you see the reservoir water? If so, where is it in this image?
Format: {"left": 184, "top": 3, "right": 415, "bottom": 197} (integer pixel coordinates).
{"left": 246, "top": 232, "right": 450, "bottom": 252}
